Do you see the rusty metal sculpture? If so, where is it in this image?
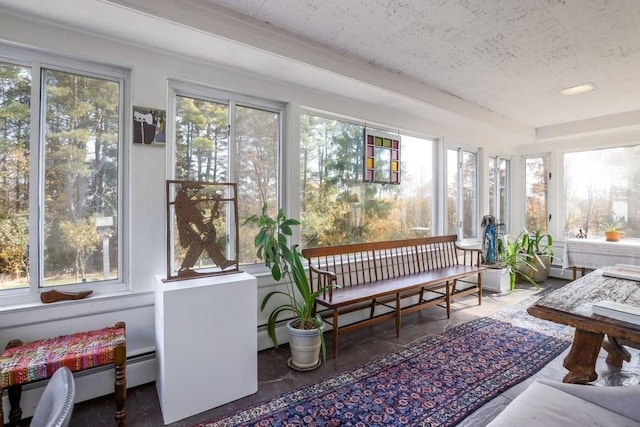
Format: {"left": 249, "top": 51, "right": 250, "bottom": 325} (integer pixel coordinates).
{"left": 166, "top": 180, "right": 239, "bottom": 281}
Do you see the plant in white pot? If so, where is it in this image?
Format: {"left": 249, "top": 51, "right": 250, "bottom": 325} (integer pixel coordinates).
{"left": 244, "top": 204, "right": 331, "bottom": 370}
{"left": 499, "top": 233, "right": 539, "bottom": 292}
{"left": 520, "top": 229, "right": 555, "bottom": 283}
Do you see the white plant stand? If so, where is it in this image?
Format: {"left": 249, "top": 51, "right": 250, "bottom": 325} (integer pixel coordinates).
{"left": 482, "top": 267, "right": 510, "bottom": 294}
{"left": 155, "top": 272, "right": 257, "bottom": 424}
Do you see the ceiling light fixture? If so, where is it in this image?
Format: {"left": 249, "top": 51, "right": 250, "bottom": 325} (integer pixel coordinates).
{"left": 560, "top": 82, "right": 597, "bottom": 96}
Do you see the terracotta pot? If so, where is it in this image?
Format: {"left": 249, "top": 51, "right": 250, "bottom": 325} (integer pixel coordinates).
{"left": 605, "top": 231, "right": 620, "bottom": 242}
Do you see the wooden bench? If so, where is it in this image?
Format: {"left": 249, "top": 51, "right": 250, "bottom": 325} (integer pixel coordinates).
{"left": 302, "top": 235, "right": 485, "bottom": 359}
{"left": 0, "top": 322, "right": 127, "bottom": 426}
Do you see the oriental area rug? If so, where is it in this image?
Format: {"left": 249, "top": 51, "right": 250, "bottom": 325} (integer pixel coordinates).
{"left": 199, "top": 292, "right": 573, "bottom": 427}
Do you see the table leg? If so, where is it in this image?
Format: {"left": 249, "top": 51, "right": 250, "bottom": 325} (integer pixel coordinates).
{"left": 602, "top": 336, "right": 631, "bottom": 368}
{"left": 563, "top": 328, "right": 604, "bottom": 384}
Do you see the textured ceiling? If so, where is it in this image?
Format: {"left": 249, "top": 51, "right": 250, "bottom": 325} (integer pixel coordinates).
{"left": 203, "top": 0, "right": 640, "bottom": 128}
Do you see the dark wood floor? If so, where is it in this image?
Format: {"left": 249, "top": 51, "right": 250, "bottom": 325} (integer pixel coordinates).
{"left": 66, "top": 280, "right": 570, "bottom": 426}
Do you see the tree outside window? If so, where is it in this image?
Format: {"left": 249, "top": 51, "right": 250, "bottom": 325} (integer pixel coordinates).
{"left": 564, "top": 146, "right": 640, "bottom": 238}
{"left": 174, "top": 93, "right": 280, "bottom": 265}
{"left": 300, "top": 113, "right": 433, "bottom": 247}
{"left": 0, "top": 60, "right": 123, "bottom": 291}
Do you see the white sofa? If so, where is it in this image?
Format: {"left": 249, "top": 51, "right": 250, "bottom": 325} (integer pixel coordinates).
{"left": 488, "top": 379, "right": 640, "bottom": 426}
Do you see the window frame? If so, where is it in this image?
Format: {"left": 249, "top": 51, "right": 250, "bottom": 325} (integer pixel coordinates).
{"left": 523, "top": 153, "right": 550, "bottom": 234}
{"left": 167, "top": 80, "right": 286, "bottom": 271}
{"left": 446, "top": 146, "right": 478, "bottom": 241}
{"left": 299, "top": 108, "right": 436, "bottom": 246}
{"left": 0, "top": 45, "right": 131, "bottom": 305}
{"left": 488, "top": 155, "right": 511, "bottom": 232}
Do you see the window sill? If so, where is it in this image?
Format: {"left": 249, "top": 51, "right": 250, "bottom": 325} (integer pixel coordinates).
{"left": 0, "top": 290, "right": 154, "bottom": 329}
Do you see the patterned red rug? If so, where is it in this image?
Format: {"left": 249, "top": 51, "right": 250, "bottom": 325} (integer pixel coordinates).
{"left": 198, "top": 292, "right": 572, "bottom": 427}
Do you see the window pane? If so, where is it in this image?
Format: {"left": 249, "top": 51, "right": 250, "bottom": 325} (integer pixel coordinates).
{"left": 564, "top": 146, "right": 640, "bottom": 238}
{"left": 498, "top": 158, "right": 509, "bottom": 226}
{"left": 462, "top": 151, "right": 477, "bottom": 238}
{"left": 175, "top": 96, "right": 229, "bottom": 182}
{"left": 489, "top": 156, "right": 510, "bottom": 226}
{"left": 235, "top": 105, "right": 279, "bottom": 264}
{"left": 0, "top": 63, "right": 31, "bottom": 290}
{"left": 446, "top": 148, "right": 459, "bottom": 235}
{"left": 175, "top": 97, "right": 279, "bottom": 265}
{"left": 300, "top": 113, "right": 433, "bottom": 247}
{"left": 488, "top": 157, "right": 496, "bottom": 218}
{"left": 43, "top": 69, "right": 120, "bottom": 286}
{"left": 525, "top": 156, "right": 548, "bottom": 233}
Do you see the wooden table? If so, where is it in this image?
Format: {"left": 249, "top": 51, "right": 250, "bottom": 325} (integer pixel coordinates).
{"left": 528, "top": 269, "right": 640, "bottom": 383}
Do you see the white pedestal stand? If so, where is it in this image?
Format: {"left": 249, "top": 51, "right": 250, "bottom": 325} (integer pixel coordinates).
{"left": 155, "top": 272, "right": 257, "bottom": 424}
{"left": 482, "top": 267, "right": 510, "bottom": 293}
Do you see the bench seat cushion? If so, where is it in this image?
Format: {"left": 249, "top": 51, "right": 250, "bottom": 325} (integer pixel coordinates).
{"left": 318, "top": 265, "right": 479, "bottom": 307}
{"left": 0, "top": 325, "right": 126, "bottom": 387}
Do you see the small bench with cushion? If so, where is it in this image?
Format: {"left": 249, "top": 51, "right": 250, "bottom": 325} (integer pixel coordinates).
{"left": 0, "top": 322, "right": 127, "bottom": 427}
{"left": 302, "top": 235, "right": 485, "bottom": 359}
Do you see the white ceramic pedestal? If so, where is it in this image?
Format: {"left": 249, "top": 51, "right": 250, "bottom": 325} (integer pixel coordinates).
{"left": 155, "top": 272, "right": 257, "bottom": 424}
{"left": 482, "top": 267, "right": 510, "bottom": 294}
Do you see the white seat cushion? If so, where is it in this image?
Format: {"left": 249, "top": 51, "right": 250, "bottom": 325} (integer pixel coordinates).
{"left": 488, "top": 380, "right": 640, "bottom": 427}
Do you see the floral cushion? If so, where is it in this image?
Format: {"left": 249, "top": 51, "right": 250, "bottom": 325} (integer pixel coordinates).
{"left": 0, "top": 325, "right": 125, "bottom": 388}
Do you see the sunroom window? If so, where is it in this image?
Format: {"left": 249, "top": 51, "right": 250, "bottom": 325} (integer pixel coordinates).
{"left": 0, "top": 52, "right": 127, "bottom": 297}
{"left": 172, "top": 85, "right": 283, "bottom": 265}
{"left": 300, "top": 112, "right": 434, "bottom": 247}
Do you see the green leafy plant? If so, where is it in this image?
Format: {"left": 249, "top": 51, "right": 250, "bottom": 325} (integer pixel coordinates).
{"left": 244, "top": 204, "right": 333, "bottom": 360}
{"left": 499, "top": 233, "right": 539, "bottom": 291}
{"left": 519, "top": 229, "right": 556, "bottom": 283}
{"left": 604, "top": 223, "right": 619, "bottom": 233}
{"left": 522, "top": 228, "right": 554, "bottom": 258}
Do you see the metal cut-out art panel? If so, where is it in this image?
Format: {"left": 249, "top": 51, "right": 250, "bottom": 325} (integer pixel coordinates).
{"left": 166, "top": 180, "right": 239, "bottom": 281}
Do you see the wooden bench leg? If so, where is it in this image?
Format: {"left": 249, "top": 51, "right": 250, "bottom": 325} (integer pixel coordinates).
{"left": 395, "top": 293, "right": 401, "bottom": 338}
{"left": 114, "top": 342, "right": 127, "bottom": 426}
{"left": 445, "top": 281, "right": 451, "bottom": 318}
{"left": 3, "top": 339, "right": 23, "bottom": 427}
{"left": 477, "top": 272, "right": 482, "bottom": 305}
{"left": 7, "top": 385, "right": 21, "bottom": 426}
{"left": 332, "top": 309, "right": 339, "bottom": 360}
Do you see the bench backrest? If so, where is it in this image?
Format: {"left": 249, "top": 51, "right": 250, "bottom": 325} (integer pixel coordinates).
{"left": 302, "top": 235, "right": 475, "bottom": 296}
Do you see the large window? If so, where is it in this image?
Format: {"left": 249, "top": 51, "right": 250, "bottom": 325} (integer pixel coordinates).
{"left": 446, "top": 148, "right": 478, "bottom": 239}
{"left": 300, "top": 113, "right": 433, "bottom": 247}
{"left": 489, "top": 156, "right": 510, "bottom": 228}
{"left": 173, "top": 88, "right": 282, "bottom": 264}
{"left": 564, "top": 146, "right": 640, "bottom": 239}
{"left": 0, "top": 55, "right": 126, "bottom": 295}
{"left": 525, "top": 155, "right": 549, "bottom": 233}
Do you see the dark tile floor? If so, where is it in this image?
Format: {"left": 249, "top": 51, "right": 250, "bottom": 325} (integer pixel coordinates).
{"left": 65, "top": 278, "right": 588, "bottom": 426}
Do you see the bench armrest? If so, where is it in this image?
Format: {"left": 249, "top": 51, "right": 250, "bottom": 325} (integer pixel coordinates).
{"left": 307, "top": 263, "right": 338, "bottom": 301}
{"left": 455, "top": 243, "right": 483, "bottom": 266}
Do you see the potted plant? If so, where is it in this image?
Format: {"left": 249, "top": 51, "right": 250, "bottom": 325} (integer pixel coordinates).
{"left": 244, "top": 204, "right": 331, "bottom": 370}
{"left": 521, "top": 229, "right": 554, "bottom": 282}
{"left": 499, "top": 233, "right": 539, "bottom": 291}
{"left": 604, "top": 224, "right": 621, "bottom": 242}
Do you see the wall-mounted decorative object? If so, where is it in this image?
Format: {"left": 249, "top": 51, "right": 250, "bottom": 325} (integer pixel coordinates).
{"left": 363, "top": 128, "right": 401, "bottom": 184}
{"left": 133, "top": 106, "right": 166, "bottom": 145}
{"left": 165, "top": 180, "right": 239, "bottom": 281}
